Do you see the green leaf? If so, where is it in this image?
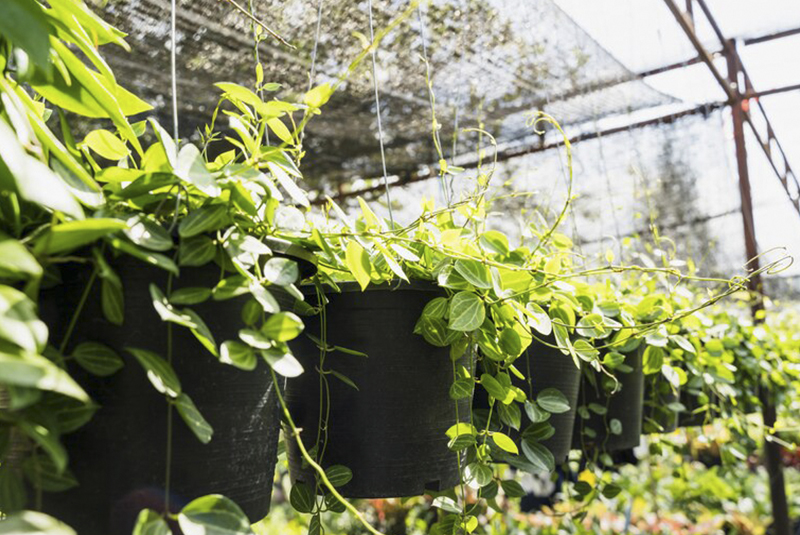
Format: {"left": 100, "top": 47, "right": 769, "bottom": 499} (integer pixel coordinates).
{"left": 174, "top": 393, "right": 213, "bottom": 444}
{"left": 1, "top": 0, "right": 50, "bottom": 72}
{"left": 249, "top": 284, "right": 279, "bottom": 314}
{"left": 178, "top": 495, "right": 252, "bottom": 535}
{"left": 126, "top": 347, "right": 181, "bottom": 398}
{"left": 34, "top": 219, "right": 126, "bottom": 255}
{"left": 448, "top": 292, "right": 485, "bottom": 332}
{"left": 150, "top": 284, "right": 195, "bottom": 328}
{"left": 479, "top": 231, "right": 509, "bottom": 255}
{"left": 132, "top": 509, "right": 171, "bottom": 535}
{"left": 304, "top": 83, "right": 334, "bottom": 108}
{"left": 499, "top": 328, "right": 522, "bottom": 357}
{"left": 100, "top": 275, "right": 124, "bottom": 326}
{"left": 0, "top": 349, "right": 88, "bottom": 401}
{"left": 178, "top": 205, "right": 228, "bottom": 238}
{"left": 345, "top": 241, "right": 371, "bottom": 290}
{"left": 184, "top": 309, "right": 218, "bottom": 356}
{"left": 260, "top": 348, "right": 303, "bottom": 378}
{"left": 0, "top": 511, "right": 76, "bottom": 535}
{"left": 220, "top": 341, "right": 256, "bottom": 371}
{"left": 492, "top": 432, "right": 518, "bottom": 455}
{"left": 609, "top": 418, "right": 623, "bottom": 435}
{"left": 524, "top": 400, "right": 551, "bottom": 423}
{"left": 325, "top": 465, "right": 353, "bottom": 488}
{"left": 0, "top": 464, "right": 26, "bottom": 512}
{"left": 267, "top": 118, "right": 293, "bottom": 145}
{"left": 467, "top": 463, "right": 493, "bottom": 487}
{"left": 671, "top": 334, "right": 696, "bottom": 354}
{"left": 418, "top": 317, "right": 460, "bottom": 347}
{"left": 536, "top": 388, "right": 570, "bottom": 414}
{"left": 289, "top": 483, "right": 315, "bottom": 514}
{"left": 500, "top": 479, "right": 526, "bottom": 498}
{"left": 262, "top": 257, "right": 299, "bottom": 286}
{"left": 261, "top": 312, "right": 304, "bottom": 342}
{"left": 431, "top": 496, "right": 461, "bottom": 514}
{"left": 170, "top": 287, "right": 212, "bottom": 305}
{"left": 524, "top": 302, "right": 552, "bottom": 336}
{"left": 480, "top": 373, "right": 508, "bottom": 402}
{"left": 329, "top": 369, "right": 359, "bottom": 391}
{"left": 107, "top": 237, "right": 179, "bottom": 275}
{"left": 643, "top": 346, "right": 664, "bottom": 375}
{"left": 179, "top": 236, "right": 217, "bottom": 267}
{"left": 17, "top": 420, "right": 67, "bottom": 473}
{"left": 449, "top": 378, "right": 473, "bottom": 400}
{"left": 175, "top": 144, "right": 221, "bottom": 197}
{"left": 82, "top": 129, "right": 129, "bottom": 160}
{"left": 22, "top": 454, "right": 78, "bottom": 492}
{"left": 454, "top": 259, "right": 492, "bottom": 290}
{"left": 0, "top": 286, "right": 48, "bottom": 352}
{"left": 267, "top": 161, "right": 308, "bottom": 208}
{"left": 0, "top": 234, "right": 42, "bottom": 280}
{"left": 71, "top": 342, "right": 124, "bottom": 376}
{"left": 421, "top": 297, "right": 449, "bottom": 320}
{"left": 521, "top": 440, "right": 555, "bottom": 472}
{"left": 601, "top": 483, "right": 622, "bottom": 499}
{"left": 124, "top": 215, "right": 173, "bottom": 252}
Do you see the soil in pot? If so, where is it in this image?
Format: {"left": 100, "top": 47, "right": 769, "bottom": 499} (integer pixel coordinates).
{"left": 642, "top": 374, "right": 679, "bottom": 434}
{"left": 572, "top": 347, "right": 644, "bottom": 452}
{"left": 473, "top": 338, "right": 581, "bottom": 463}
{"left": 37, "top": 256, "right": 282, "bottom": 535}
{"left": 284, "top": 281, "right": 471, "bottom": 498}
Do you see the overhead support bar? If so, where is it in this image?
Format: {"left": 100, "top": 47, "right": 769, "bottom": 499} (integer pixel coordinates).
{"left": 314, "top": 102, "right": 724, "bottom": 204}
{"left": 662, "top": 0, "right": 800, "bottom": 217}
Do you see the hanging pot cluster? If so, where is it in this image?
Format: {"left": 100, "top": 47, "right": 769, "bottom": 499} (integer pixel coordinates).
{"left": 572, "top": 347, "right": 645, "bottom": 452}
{"left": 473, "top": 338, "right": 581, "bottom": 464}
{"left": 285, "top": 281, "right": 471, "bottom": 498}
{"left": 37, "top": 256, "right": 286, "bottom": 535}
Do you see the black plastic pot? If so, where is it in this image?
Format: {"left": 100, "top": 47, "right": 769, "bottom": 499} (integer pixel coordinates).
{"left": 38, "top": 257, "right": 283, "bottom": 535}
{"left": 572, "top": 348, "right": 644, "bottom": 452}
{"left": 473, "top": 339, "right": 581, "bottom": 463}
{"left": 285, "top": 281, "right": 471, "bottom": 498}
{"left": 642, "top": 374, "right": 678, "bottom": 434}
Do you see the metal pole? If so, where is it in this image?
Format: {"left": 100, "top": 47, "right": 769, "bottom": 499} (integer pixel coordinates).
{"left": 725, "top": 40, "right": 791, "bottom": 535}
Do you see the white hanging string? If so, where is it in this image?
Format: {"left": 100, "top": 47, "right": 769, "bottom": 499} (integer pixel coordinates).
{"left": 308, "top": 0, "right": 324, "bottom": 91}
{"left": 170, "top": 0, "right": 179, "bottom": 142}
{"left": 367, "top": 0, "right": 395, "bottom": 227}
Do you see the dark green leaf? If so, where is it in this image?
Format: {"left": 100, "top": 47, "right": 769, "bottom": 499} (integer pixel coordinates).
{"left": 174, "top": 393, "right": 213, "bottom": 444}
{"left": 536, "top": 388, "right": 570, "bottom": 414}
{"left": 289, "top": 483, "right": 315, "bottom": 514}
{"left": 0, "top": 464, "right": 26, "bottom": 512}
{"left": 454, "top": 260, "right": 492, "bottom": 289}
{"left": 170, "top": 287, "right": 212, "bottom": 305}
{"left": 0, "top": 511, "right": 76, "bottom": 535}
{"left": 126, "top": 347, "right": 181, "bottom": 398}
{"left": 521, "top": 440, "right": 555, "bottom": 472}
{"left": 179, "top": 236, "right": 217, "bottom": 267}
{"left": 178, "top": 205, "right": 228, "bottom": 238}
{"left": 23, "top": 455, "right": 78, "bottom": 492}
{"left": 71, "top": 342, "right": 123, "bottom": 376}
{"left": 500, "top": 479, "right": 526, "bottom": 498}
{"left": 325, "top": 465, "right": 353, "bottom": 488}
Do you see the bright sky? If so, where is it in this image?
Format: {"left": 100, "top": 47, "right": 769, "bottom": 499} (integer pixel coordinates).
{"left": 553, "top": 0, "right": 800, "bottom": 276}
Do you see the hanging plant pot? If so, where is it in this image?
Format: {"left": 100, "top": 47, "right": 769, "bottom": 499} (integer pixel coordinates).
{"left": 38, "top": 257, "right": 284, "bottom": 535}
{"left": 642, "top": 374, "right": 679, "bottom": 434}
{"left": 473, "top": 338, "right": 581, "bottom": 463}
{"left": 285, "top": 281, "right": 471, "bottom": 498}
{"left": 572, "top": 347, "right": 644, "bottom": 452}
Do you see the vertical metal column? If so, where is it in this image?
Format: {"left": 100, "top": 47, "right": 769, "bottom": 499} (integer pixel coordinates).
{"left": 725, "top": 40, "right": 791, "bottom": 535}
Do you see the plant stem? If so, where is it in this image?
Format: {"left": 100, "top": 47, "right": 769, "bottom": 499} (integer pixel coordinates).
{"left": 58, "top": 268, "right": 98, "bottom": 355}
{"left": 269, "top": 368, "right": 387, "bottom": 535}
{"left": 218, "top": 0, "right": 295, "bottom": 49}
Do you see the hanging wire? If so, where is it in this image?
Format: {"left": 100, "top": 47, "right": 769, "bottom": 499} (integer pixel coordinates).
{"left": 308, "top": 0, "right": 324, "bottom": 91}
{"left": 170, "top": 0, "right": 179, "bottom": 142}
{"left": 367, "top": 0, "right": 395, "bottom": 226}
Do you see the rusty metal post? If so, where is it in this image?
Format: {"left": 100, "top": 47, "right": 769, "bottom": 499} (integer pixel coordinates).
{"left": 725, "top": 39, "right": 791, "bottom": 535}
